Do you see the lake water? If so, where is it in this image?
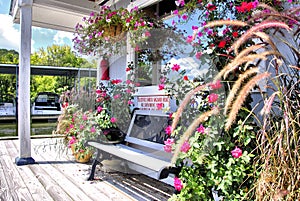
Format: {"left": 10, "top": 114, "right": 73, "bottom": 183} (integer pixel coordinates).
{"left": 0, "top": 121, "right": 57, "bottom": 137}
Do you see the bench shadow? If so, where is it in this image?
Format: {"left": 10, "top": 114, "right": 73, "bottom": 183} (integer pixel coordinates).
{"left": 35, "top": 160, "right": 77, "bottom": 165}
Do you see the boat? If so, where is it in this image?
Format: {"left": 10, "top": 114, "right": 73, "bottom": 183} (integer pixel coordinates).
{"left": 0, "top": 94, "right": 16, "bottom": 116}
{"left": 31, "top": 92, "right": 62, "bottom": 115}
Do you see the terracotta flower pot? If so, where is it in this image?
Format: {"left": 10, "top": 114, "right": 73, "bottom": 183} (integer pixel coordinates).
{"left": 74, "top": 151, "right": 93, "bottom": 163}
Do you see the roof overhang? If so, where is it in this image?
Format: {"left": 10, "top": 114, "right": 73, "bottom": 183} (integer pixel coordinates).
{"left": 9, "top": 0, "right": 101, "bottom": 32}
{"left": 9, "top": 0, "right": 163, "bottom": 32}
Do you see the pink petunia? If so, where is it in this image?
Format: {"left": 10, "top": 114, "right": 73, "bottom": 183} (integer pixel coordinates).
{"left": 158, "top": 84, "right": 165, "bottom": 90}
{"left": 171, "top": 64, "right": 180, "bottom": 71}
{"left": 156, "top": 103, "right": 164, "bottom": 110}
{"left": 195, "top": 52, "right": 202, "bottom": 59}
{"left": 90, "top": 126, "right": 96, "bottom": 133}
{"left": 110, "top": 117, "right": 117, "bottom": 123}
{"left": 163, "top": 138, "right": 175, "bottom": 153}
{"left": 97, "top": 106, "right": 103, "bottom": 113}
{"left": 208, "top": 93, "right": 219, "bottom": 103}
{"left": 231, "top": 146, "right": 242, "bottom": 158}
{"left": 197, "top": 124, "right": 206, "bottom": 134}
{"left": 210, "top": 80, "right": 222, "bottom": 90}
{"left": 174, "top": 177, "right": 183, "bottom": 191}
{"left": 180, "top": 141, "right": 191, "bottom": 153}
{"left": 165, "top": 125, "right": 173, "bottom": 135}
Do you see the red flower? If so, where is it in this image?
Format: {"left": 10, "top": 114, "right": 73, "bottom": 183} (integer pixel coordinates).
{"left": 218, "top": 40, "right": 226, "bottom": 48}
{"left": 232, "top": 31, "right": 239, "bottom": 38}
{"left": 207, "top": 4, "right": 216, "bottom": 11}
{"left": 236, "top": 2, "right": 254, "bottom": 13}
{"left": 183, "top": 75, "right": 189, "bottom": 81}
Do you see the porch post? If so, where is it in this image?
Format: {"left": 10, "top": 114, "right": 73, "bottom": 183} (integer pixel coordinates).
{"left": 15, "top": 0, "right": 35, "bottom": 165}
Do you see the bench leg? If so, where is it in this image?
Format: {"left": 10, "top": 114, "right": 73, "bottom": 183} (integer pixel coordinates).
{"left": 87, "top": 149, "right": 101, "bottom": 181}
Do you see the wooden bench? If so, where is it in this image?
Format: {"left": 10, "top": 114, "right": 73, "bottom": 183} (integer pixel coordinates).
{"left": 85, "top": 109, "right": 180, "bottom": 184}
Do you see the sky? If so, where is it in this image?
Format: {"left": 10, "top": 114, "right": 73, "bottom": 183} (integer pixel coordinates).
{"left": 0, "top": 0, "right": 74, "bottom": 53}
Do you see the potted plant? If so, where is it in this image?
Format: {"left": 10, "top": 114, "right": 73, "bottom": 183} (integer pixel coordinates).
{"left": 73, "top": 5, "right": 155, "bottom": 56}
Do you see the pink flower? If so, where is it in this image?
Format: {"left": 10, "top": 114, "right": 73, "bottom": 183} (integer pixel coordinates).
{"left": 197, "top": 124, "right": 206, "bottom": 134}
{"left": 210, "top": 80, "right": 222, "bottom": 90}
{"left": 158, "top": 84, "right": 165, "bottom": 90}
{"left": 80, "top": 125, "right": 84, "bottom": 130}
{"left": 171, "top": 64, "right": 180, "bottom": 71}
{"left": 186, "top": 35, "right": 194, "bottom": 43}
{"left": 195, "top": 52, "right": 202, "bottom": 59}
{"left": 180, "top": 141, "right": 191, "bottom": 153}
{"left": 113, "top": 94, "right": 121, "bottom": 99}
{"left": 110, "top": 117, "right": 117, "bottom": 123}
{"left": 90, "top": 126, "right": 96, "bottom": 133}
{"left": 128, "top": 100, "right": 134, "bottom": 105}
{"left": 156, "top": 103, "right": 164, "bottom": 110}
{"left": 165, "top": 125, "right": 173, "bottom": 135}
{"left": 82, "top": 114, "right": 88, "bottom": 121}
{"left": 144, "top": 31, "right": 151, "bottom": 37}
{"left": 174, "top": 177, "right": 183, "bottom": 191}
{"left": 231, "top": 147, "right": 242, "bottom": 158}
{"left": 69, "top": 124, "right": 74, "bottom": 129}
{"left": 208, "top": 93, "right": 218, "bottom": 103}
{"left": 182, "top": 14, "right": 188, "bottom": 20}
{"left": 111, "top": 79, "right": 122, "bottom": 84}
{"left": 175, "top": 0, "right": 185, "bottom": 7}
{"left": 163, "top": 138, "right": 175, "bottom": 153}
{"left": 97, "top": 106, "right": 103, "bottom": 113}
{"left": 96, "top": 89, "right": 101, "bottom": 94}
{"left": 68, "top": 136, "right": 76, "bottom": 148}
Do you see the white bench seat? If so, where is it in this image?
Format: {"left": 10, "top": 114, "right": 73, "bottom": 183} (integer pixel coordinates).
{"left": 87, "top": 142, "right": 171, "bottom": 172}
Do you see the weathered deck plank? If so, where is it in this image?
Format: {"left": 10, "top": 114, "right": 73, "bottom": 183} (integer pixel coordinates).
{"left": 0, "top": 138, "right": 174, "bottom": 201}
{"left": 4, "top": 140, "right": 53, "bottom": 201}
{"left": 0, "top": 141, "right": 34, "bottom": 201}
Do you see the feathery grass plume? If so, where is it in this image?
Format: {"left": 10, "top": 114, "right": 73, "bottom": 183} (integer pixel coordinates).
{"left": 253, "top": 32, "right": 278, "bottom": 52}
{"left": 223, "top": 51, "right": 280, "bottom": 79}
{"left": 217, "top": 54, "right": 265, "bottom": 81}
{"left": 204, "top": 20, "right": 248, "bottom": 28}
{"left": 230, "top": 21, "right": 291, "bottom": 54}
{"left": 225, "top": 72, "right": 271, "bottom": 131}
{"left": 171, "top": 84, "right": 208, "bottom": 131}
{"left": 224, "top": 67, "right": 260, "bottom": 115}
{"left": 171, "top": 107, "right": 219, "bottom": 164}
{"left": 256, "top": 3, "right": 279, "bottom": 14}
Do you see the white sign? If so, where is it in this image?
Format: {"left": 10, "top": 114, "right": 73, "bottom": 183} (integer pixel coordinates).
{"left": 137, "top": 96, "right": 170, "bottom": 111}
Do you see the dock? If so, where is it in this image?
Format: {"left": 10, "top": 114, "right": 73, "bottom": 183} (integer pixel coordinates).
{"left": 0, "top": 138, "right": 174, "bottom": 201}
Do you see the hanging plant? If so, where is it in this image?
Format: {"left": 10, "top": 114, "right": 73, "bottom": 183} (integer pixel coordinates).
{"left": 73, "top": 6, "right": 155, "bottom": 56}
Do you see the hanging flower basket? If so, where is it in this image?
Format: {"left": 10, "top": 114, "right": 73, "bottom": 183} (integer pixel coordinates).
{"left": 73, "top": 6, "right": 155, "bottom": 56}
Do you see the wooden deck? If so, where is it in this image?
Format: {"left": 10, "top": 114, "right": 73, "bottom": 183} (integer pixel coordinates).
{"left": 0, "top": 138, "right": 174, "bottom": 201}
